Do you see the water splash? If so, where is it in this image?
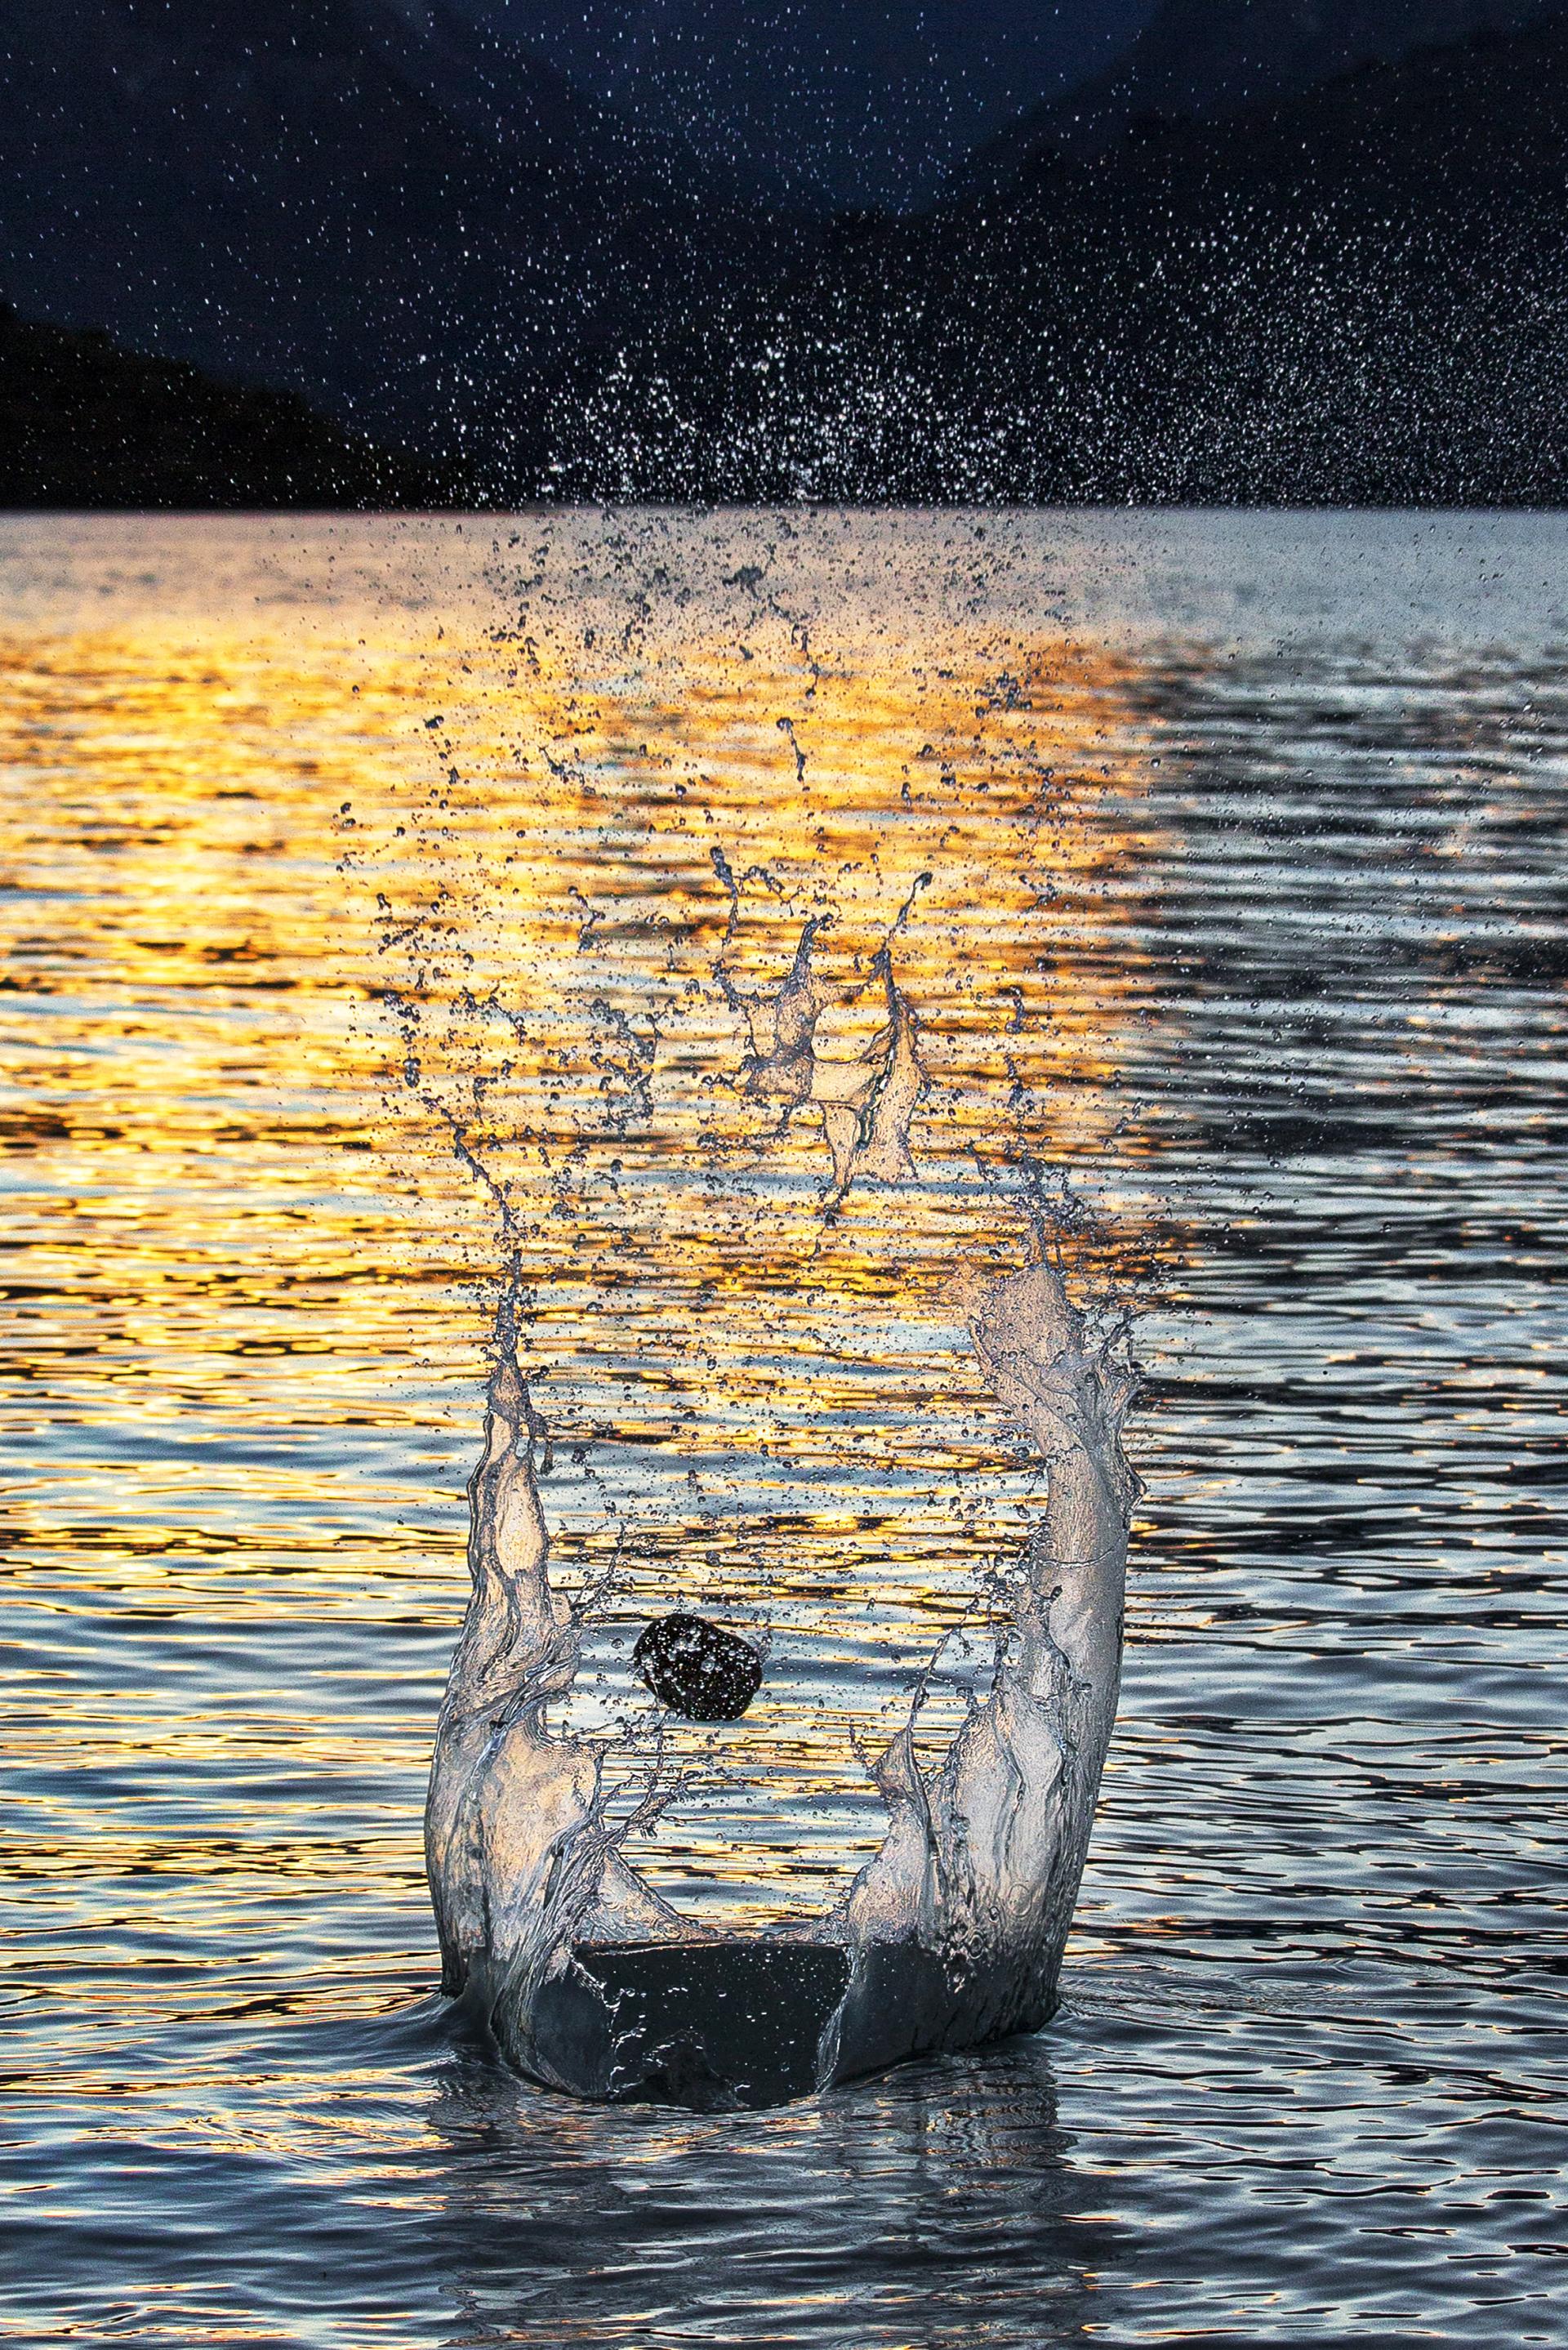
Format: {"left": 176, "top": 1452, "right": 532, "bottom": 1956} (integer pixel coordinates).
{"left": 425, "top": 1357, "right": 697, "bottom": 2085}
{"left": 719, "top": 912, "right": 837, "bottom": 1113}
{"left": 718, "top": 911, "right": 932, "bottom": 1214}
{"left": 425, "top": 1250, "right": 1135, "bottom": 2107}
{"left": 824, "top": 1256, "right": 1136, "bottom": 2080}
{"left": 374, "top": 546, "right": 1152, "bottom": 2101}
{"left": 820, "top": 943, "right": 929, "bottom": 1211}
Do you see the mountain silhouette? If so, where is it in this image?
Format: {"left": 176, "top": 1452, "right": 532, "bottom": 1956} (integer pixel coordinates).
{"left": 0, "top": 303, "right": 461, "bottom": 506}
{"left": 452, "top": 0, "right": 1156, "bottom": 212}
{"left": 5, "top": 4, "right": 1568, "bottom": 502}
{"left": 960, "top": 0, "right": 1568, "bottom": 189}
{"left": 0, "top": 0, "right": 783, "bottom": 462}
{"left": 550, "top": 11, "right": 1568, "bottom": 502}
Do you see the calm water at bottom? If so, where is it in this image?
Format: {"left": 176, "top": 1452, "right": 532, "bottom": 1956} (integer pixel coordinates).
{"left": 2, "top": 511, "right": 1566, "bottom": 2345}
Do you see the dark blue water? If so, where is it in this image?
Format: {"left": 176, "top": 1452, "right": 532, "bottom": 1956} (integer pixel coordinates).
{"left": 2, "top": 512, "right": 1566, "bottom": 2345}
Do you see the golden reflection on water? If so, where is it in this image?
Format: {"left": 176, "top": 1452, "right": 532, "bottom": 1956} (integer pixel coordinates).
{"left": 1, "top": 519, "right": 1162, "bottom": 1941}
{"left": 7, "top": 513, "right": 1565, "bottom": 2350}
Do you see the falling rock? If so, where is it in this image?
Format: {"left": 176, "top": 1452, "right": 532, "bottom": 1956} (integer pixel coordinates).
{"left": 634, "top": 1612, "right": 763, "bottom": 1722}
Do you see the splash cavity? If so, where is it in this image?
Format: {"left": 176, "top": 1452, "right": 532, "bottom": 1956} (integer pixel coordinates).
{"left": 425, "top": 1257, "right": 1135, "bottom": 2111}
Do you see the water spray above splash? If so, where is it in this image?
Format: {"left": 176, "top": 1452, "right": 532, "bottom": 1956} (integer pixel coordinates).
{"left": 716, "top": 894, "right": 932, "bottom": 1214}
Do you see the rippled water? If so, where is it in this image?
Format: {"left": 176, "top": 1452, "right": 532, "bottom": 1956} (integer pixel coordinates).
{"left": 4, "top": 511, "right": 1566, "bottom": 2343}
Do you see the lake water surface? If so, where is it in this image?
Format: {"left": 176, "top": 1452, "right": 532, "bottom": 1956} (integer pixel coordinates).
{"left": 2, "top": 511, "right": 1566, "bottom": 2345}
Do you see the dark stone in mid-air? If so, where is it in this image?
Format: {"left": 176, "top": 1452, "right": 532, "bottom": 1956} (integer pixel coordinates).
{"left": 634, "top": 1613, "right": 763, "bottom": 1722}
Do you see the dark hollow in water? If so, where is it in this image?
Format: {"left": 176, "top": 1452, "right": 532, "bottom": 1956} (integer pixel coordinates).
{"left": 526, "top": 1939, "right": 1058, "bottom": 2109}
{"left": 633, "top": 1612, "right": 763, "bottom": 1721}
{"left": 533, "top": 1941, "right": 853, "bottom": 2109}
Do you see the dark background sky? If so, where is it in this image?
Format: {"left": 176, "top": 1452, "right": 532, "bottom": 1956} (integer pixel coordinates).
{"left": 458, "top": 1, "right": 1159, "bottom": 207}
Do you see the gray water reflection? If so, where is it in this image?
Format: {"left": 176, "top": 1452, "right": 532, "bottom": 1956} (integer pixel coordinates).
{"left": 425, "top": 2028, "right": 1102, "bottom": 2347}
